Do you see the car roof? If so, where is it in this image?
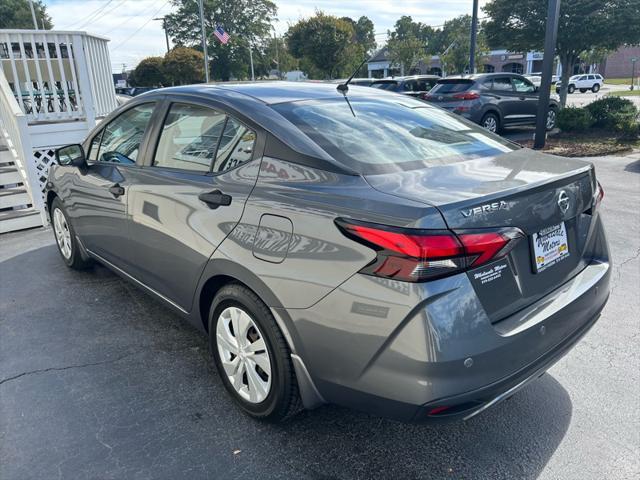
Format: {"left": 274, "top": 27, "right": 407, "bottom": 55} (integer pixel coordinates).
{"left": 152, "top": 81, "right": 397, "bottom": 105}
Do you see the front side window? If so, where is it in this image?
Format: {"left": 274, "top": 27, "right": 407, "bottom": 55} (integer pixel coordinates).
{"left": 492, "top": 77, "right": 514, "bottom": 92}
{"left": 273, "top": 97, "right": 515, "bottom": 174}
{"left": 97, "top": 103, "right": 155, "bottom": 164}
{"left": 154, "top": 103, "right": 226, "bottom": 172}
{"left": 512, "top": 77, "right": 535, "bottom": 93}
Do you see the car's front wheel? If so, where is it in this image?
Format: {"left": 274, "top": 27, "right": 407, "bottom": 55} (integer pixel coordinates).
{"left": 567, "top": 85, "right": 576, "bottom": 94}
{"left": 592, "top": 83, "right": 600, "bottom": 93}
{"left": 50, "top": 197, "right": 92, "bottom": 269}
{"left": 546, "top": 107, "right": 558, "bottom": 131}
{"left": 209, "top": 283, "right": 302, "bottom": 422}
{"left": 480, "top": 112, "right": 500, "bottom": 133}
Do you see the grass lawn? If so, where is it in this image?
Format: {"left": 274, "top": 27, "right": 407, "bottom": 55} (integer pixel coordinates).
{"left": 604, "top": 78, "right": 633, "bottom": 85}
{"left": 608, "top": 89, "right": 640, "bottom": 97}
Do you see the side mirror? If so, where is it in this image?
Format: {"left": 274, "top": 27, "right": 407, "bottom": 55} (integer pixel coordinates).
{"left": 55, "top": 144, "right": 87, "bottom": 168}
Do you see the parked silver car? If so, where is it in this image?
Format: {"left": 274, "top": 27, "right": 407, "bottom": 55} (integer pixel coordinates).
{"left": 47, "top": 82, "right": 611, "bottom": 422}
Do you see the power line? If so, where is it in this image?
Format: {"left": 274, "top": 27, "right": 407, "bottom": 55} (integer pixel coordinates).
{"left": 60, "top": 0, "right": 115, "bottom": 29}
{"left": 100, "top": 0, "right": 164, "bottom": 36}
{"left": 76, "top": 0, "right": 127, "bottom": 30}
{"left": 110, "top": 0, "right": 171, "bottom": 51}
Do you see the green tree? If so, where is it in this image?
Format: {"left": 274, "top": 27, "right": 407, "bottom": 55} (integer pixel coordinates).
{"left": 0, "top": 0, "right": 52, "bottom": 29}
{"left": 483, "top": 0, "right": 640, "bottom": 105}
{"left": 387, "top": 16, "right": 437, "bottom": 75}
{"left": 129, "top": 57, "right": 166, "bottom": 87}
{"left": 436, "top": 15, "right": 488, "bottom": 75}
{"left": 341, "top": 16, "right": 376, "bottom": 55}
{"left": 165, "top": 0, "right": 277, "bottom": 81}
{"left": 163, "top": 47, "right": 204, "bottom": 85}
{"left": 286, "top": 12, "right": 364, "bottom": 79}
{"left": 255, "top": 36, "right": 298, "bottom": 78}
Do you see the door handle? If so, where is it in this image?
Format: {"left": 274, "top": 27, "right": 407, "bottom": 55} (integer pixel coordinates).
{"left": 108, "top": 184, "right": 125, "bottom": 198}
{"left": 198, "top": 189, "right": 232, "bottom": 209}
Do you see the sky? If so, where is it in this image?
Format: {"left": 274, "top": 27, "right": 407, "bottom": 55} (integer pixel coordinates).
{"left": 45, "top": 0, "right": 489, "bottom": 73}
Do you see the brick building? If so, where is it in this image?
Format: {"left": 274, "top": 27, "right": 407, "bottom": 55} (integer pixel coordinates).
{"left": 599, "top": 46, "right": 640, "bottom": 79}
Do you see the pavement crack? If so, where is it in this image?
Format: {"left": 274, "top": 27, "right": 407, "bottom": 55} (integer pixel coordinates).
{"left": 0, "top": 352, "right": 140, "bottom": 387}
{"left": 611, "top": 247, "right": 640, "bottom": 291}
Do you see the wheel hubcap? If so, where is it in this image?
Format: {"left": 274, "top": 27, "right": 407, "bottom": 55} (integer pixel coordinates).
{"left": 216, "top": 306, "right": 272, "bottom": 404}
{"left": 483, "top": 117, "right": 497, "bottom": 132}
{"left": 53, "top": 208, "right": 72, "bottom": 259}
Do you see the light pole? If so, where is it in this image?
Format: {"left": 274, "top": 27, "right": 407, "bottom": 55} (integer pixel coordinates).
{"left": 631, "top": 58, "right": 637, "bottom": 91}
{"left": 197, "top": 0, "right": 210, "bottom": 83}
{"left": 534, "top": 0, "right": 561, "bottom": 150}
{"left": 272, "top": 25, "right": 280, "bottom": 78}
{"left": 28, "top": 0, "right": 38, "bottom": 30}
{"left": 469, "top": 0, "right": 479, "bottom": 74}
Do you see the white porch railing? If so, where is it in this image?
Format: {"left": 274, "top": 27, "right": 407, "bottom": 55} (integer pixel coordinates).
{"left": 0, "top": 30, "right": 117, "bottom": 124}
{"left": 0, "top": 70, "right": 47, "bottom": 225}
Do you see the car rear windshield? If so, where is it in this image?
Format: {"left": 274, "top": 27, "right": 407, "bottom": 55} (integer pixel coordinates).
{"left": 371, "top": 81, "right": 399, "bottom": 90}
{"left": 272, "top": 98, "right": 516, "bottom": 174}
{"left": 430, "top": 80, "right": 473, "bottom": 94}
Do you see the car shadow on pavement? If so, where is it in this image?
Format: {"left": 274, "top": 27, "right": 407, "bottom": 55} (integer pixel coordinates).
{"left": 1, "top": 244, "right": 572, "bottom": 480}
{"left": 623, "top": 158, "right": 640, "bottom": 173}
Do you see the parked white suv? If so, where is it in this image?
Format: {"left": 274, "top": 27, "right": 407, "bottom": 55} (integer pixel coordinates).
{"left": 556, "top": 74, "right": 604, "bottom": 94}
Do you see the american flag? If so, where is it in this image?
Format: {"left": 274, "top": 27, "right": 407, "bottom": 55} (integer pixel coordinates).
{"left": 213, "top": 25, "right": 230, "bottom": 44}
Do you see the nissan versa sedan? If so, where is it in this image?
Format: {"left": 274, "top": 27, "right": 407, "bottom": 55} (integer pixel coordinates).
{"left": 47, "top": 82, "right": 610, "bottom": 422}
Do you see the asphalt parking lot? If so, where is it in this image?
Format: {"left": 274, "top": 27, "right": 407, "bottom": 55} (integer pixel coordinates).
{"left": 1, "top": 153, "right": 639, "bottom": 480}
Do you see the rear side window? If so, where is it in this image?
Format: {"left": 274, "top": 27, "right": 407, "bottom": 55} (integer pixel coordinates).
{"left": 371, "top": 81, "right": 399, "bottom": 91}
{"left": 273, "top": 98, "right": 515, "bottom": 174}
{"left": 430, "top": 81, "right": 472, "bottom": 93}
{"left": 97, "top": 103, "right": 155, "bottom": 164}
{"left": 212, "top": 117, "right": 256, "bottom": 173}
{"left": 491, "top": 77, "right": 514, "bottom": 92}
{"left": 154, "top": 103, "right": 226, "bottom": 172}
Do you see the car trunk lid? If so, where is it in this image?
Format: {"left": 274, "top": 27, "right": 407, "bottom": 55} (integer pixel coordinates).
{"left": 365, "top": 148, "right": 598, "bottom": 323}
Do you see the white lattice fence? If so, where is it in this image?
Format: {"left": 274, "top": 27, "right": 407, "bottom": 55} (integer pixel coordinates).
{"left": 32, "top": 147, "right": 57, "bottom": 201}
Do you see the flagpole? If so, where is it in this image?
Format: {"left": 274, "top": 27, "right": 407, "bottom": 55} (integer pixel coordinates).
{"left": 197, "top": 0, "right": 210, "bottom": 83}
{"left": 249, "top": 41, "right": 255, "bottom": 81}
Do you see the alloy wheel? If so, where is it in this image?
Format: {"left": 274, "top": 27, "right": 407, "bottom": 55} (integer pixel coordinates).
{"left": 546, "top": 109, "right": 557, "bottom": 130}
{"left": 53, "top": 208, "right": 72, "bottom": 259}
{"left": 483, "top": 116, "right": 497, "bottom": 133}
{"left": 216, "top": 306, "right": 272, "bottom": 404}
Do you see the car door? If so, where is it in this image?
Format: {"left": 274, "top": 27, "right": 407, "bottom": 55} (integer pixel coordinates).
{"left": 67, "top": 102, "right": 157, "bottom": 269}
{"left": 124, "top": 99, "right": 263, "bottom": 311}
{"left": 490, "top": 76, "right": 519, "bottom": 123}
{"left": 511, "top": 76, "right": 538, "bottom": 119}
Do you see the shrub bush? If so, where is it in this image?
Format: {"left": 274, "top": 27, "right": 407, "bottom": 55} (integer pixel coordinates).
{"left": 585, "top": 96, "right": 638, "bottom": 129}
{"left": 557, "top": 107, "right": 594, "bottom": 132}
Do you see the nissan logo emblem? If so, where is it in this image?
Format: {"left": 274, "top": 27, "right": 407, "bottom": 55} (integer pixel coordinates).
{"left": 558, "top": 190, "right": 570, "bottom": 213}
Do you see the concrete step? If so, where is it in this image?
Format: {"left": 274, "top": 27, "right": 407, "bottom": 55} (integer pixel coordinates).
{"left": 0, "top": 166, "right": 22, "bottom": 185}
{"left": 0, "top": 149, "right": 14, "bottom": 166}
{"left": 0, "top": 187, "right": 31, "bottom": 209}
{"left": 0, "top": 207, "right": 42, "bottom": 234}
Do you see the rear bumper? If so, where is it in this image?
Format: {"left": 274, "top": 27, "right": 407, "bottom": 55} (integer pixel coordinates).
{"left": 286, "top": 255, "right": 610, "bottom": 422}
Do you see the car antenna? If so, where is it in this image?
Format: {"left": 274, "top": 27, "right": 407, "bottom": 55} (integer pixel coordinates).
{"left": 336, "top": 55, "right": 370, "bottom": 94}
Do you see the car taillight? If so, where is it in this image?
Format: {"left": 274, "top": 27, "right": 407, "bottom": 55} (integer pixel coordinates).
{"left": 452, "top": 91, "right": 480, "bottom": 100}
{"left": 420, "top": 93, "right": 433, "bottom": 100}
{"left": 336, "top": 219, "right": 523, "bottom": 282}
{"left": 595, "top": 181, "right": 604, "bottom": 205}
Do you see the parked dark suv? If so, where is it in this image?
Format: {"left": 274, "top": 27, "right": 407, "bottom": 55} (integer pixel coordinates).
{"left": 371, "top": 75, "right": 440, "bottom": 98}
{"left": 424, "top": 73, "right": 560, "bottom": 133}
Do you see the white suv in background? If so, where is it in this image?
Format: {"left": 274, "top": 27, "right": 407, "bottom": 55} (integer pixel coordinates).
{"left": 556, "top": 74, "right": 604, "bottom": 94}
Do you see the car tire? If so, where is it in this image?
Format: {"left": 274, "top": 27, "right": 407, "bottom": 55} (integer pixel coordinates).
{"left": 592, "top": 83, "right": 600, "bottom": 93}
{"left": 546, "top": 106, "right": 558, "bottom": 131}
{"left": 50, "top": 197, "right": 92, "bottom": 269}
{"left": 580, "top": 88, "right": 587, "bottom": 93}
{"left": 480, "top": 112, "right": 500, "bottom": 133}
{"left": 208, "top": 283, "right": 302, "bottom": 422}
{"left": 567, "top": 85, "right": 575, "bottom": 94}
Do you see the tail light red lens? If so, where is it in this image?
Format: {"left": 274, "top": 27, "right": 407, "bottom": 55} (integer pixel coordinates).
{"left": 452, "top": 91, "right": 480, "bottom": 100}
{"left": 336, "top": 219, "right": 523, "bottom": 282}
{"left": 595, "top": 181, "right": 604, "bottom": 205}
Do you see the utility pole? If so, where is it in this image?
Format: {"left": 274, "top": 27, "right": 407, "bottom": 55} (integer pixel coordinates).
{"left": 534, "top": 0, "right": 561, "bottom": 150}
{"left": 469, "top": 0, "right": 479, "bottom": 74}
{"left": 28, "top": 0, "right": 38, "bottom": 30}
{"left": 631, "top": 58, "right": 637, "bottom": 91}
{"left": 153, "top": 17, "right": 170, "bottom": 53}
{"left": 249, "top": 41, "right": 255, "bottom": 81}
{"left": 197, "top": 0, "right": 210, "bottom": 83}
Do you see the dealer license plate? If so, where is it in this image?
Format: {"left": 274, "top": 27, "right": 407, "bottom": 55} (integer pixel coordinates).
{"left": 532, "top": 222, "right": 570, "bottom": 272}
